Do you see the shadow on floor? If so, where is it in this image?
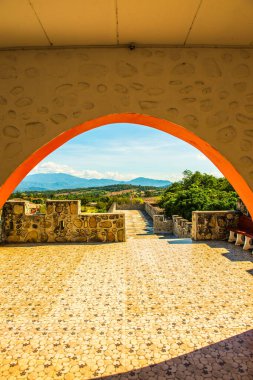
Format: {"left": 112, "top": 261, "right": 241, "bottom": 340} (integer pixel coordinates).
{"left": 223, "top": 251, "right": 253, "bottom": 263}
{"left": 99, "top": 329, "right": 253, "bottom": 379}
{"left": 162, "top": 236, "right": 253, "bottom": 263}
{"left": 201, "top": 240, "right": 253, "bottom": 264}
{"left": 158, "top": 237, "right": 253, "bottom": 277}
{"left": 222, "top": 249, "right": 253, "bottom": 263}
{"left": 166, "top": 237, "right": 194, "bottom": 245}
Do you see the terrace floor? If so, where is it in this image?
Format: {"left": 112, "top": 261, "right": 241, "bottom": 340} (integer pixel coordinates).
{"left": 0, "top": 210, "right": 252, "bottom": 379}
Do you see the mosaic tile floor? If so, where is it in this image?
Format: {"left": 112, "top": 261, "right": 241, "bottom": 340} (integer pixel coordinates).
{"left": 0, "top": 210, "right": 252, "bottom": 379}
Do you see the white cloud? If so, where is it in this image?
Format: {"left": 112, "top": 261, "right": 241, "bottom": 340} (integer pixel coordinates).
{"left": 30, "top": 161, "right": 223, "bottom": 183}
{"left": 30, "top": 161, "right": 136, "bottom": 181}
{"left": 166, "top": 173, "right": 184, "bottom": 182}
{"left": 196, "top": 153, "right": 208, "bottom": 161}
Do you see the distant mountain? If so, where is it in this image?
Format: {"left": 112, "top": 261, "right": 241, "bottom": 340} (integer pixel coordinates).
{"left": 15, "top": 173, "right": 172, "bottom": 191}
{"left": 129, "top": 177, "right": 171, "bottom": 187}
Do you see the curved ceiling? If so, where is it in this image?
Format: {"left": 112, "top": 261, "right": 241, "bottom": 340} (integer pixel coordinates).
{"left": 1, "top": 0, "right": 253, "bottom": 48}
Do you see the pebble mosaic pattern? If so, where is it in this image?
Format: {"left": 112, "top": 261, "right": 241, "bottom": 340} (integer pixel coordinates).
{"left": 1, "top": 48, "right": 253, "bottom": 189}
{"left": 0, "top": 210, "right": 252, "bottom": 379}
{"left": 2, "top": 200, "right": 125, "bottom": 244}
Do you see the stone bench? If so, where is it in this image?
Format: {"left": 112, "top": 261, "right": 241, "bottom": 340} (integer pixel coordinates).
{"left": 228, "top": 214, "right": 253, "bottom": 251}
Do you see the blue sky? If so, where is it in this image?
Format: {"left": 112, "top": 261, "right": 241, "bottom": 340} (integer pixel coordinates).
{"left": 31, "top": 123, "right": 222, "bottom": 181}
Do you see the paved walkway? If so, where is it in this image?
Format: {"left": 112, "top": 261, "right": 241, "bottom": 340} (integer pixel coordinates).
{"left": 123, "top": 210, "right": 155, "bottom": 239}
{"left": 0, "top": 210, "right": 252, "bottom": 379}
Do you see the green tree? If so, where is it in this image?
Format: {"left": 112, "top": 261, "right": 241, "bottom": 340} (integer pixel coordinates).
{"left": 159, "top": 170, "right": 238, "bottom": 220}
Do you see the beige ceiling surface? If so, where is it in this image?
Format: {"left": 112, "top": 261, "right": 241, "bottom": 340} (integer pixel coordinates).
{"left": 0, "top": 0, "right": 253, "bottom": 48}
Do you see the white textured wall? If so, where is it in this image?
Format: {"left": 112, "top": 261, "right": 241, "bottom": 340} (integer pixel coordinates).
{"left": 0, "top": 47, "right": 253, "bottom": 191}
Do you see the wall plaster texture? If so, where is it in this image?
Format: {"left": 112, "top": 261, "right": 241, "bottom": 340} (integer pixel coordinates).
{"left": 0, "top": 47, "right": 253, "bottom": 195}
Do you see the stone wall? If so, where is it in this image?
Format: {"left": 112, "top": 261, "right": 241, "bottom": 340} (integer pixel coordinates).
{"left": 108, "top": 202, "right": 117, "bottom": 213}
{"left": 192, "top": 210, "right": 239, "bottom": 240}
{"left": 116, "top": 203, "right": 144, "bottom": 210}
{"left": 144, "top": 203, "right": 240, "bottom": 240}
{"left": 144, "top": 203, "right": 192, "bottom": 236}
{"left": 1, "top": 200, "right": 125, "bottom": 244}
{"left": 144, "top": 202, "right": 172, "bottom": 234}
{"left": 237, "top": 198, "right": 249, "bottom": 216}
{"left": 144, "top": 202, "right": 164, "bottom": 218}
{"left": 153, "top": 215, "right": 173, "bottom": 234}
{"left": 172, "top": 215, "right": 192, "bottom": 238}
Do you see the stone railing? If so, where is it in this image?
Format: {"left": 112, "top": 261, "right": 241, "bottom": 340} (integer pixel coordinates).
{"left": 144, "top": 203, "right": 191, "bottom": 237}
{"left": 192, "top": 210, "right": 240, "bottom": 240}
{"left": 144, "top": 202, "right": 173, "bottom": 234}
{"left": 116, "top": 203, "right": 145, "bottom": 210}
{"left": 108, "top": 202, "right": 117, "bottom": 213}
{"left": 236, "top": 198, "right": 249, "bottom": 216}
{"left": 172, "top": 215, "right": 192, "bottom": 238}
{"left": 152, "top": 214, "right": 173, "bottom": 234}
{"left": 2, "top": 200, "right": 125, "bottom": 244}
{"left": 144, "top": 202, "right": 164, "bottom": 219}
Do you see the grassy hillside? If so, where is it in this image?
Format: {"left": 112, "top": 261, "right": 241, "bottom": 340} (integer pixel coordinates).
{"left": 9, "top": 184, "right": 166, "bottom": 213}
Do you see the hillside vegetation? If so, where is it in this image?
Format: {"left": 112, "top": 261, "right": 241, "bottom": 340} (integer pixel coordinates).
{"left": 159, "top": 170, "right": 238, "bottom": 220}
{"left": 10, "top": 184, "right": 163, "bottom": 213}
{"left": 10, "top": 171, "right": 238, "bottom": 219}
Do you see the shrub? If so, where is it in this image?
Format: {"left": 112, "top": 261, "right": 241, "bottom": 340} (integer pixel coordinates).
{"left": 159, "top": 170, "right": 238, "bottom": 220}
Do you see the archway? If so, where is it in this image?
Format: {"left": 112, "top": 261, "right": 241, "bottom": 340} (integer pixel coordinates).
{"left": 1, "top": 113, "right": 253, "bottom": 378}
{"left": 1, "top": 113, "right": 252, "bottom": 217}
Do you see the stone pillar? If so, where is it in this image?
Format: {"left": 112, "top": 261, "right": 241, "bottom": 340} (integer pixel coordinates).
{"left": 192, "top": 211, "right": 240, "bottom": 240}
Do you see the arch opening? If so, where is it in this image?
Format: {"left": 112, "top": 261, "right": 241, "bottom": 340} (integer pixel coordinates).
{"left": 1, "top": 113, "right": 252, "bottom": 217}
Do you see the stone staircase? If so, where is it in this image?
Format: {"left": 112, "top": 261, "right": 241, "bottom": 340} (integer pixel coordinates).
{"left": 123, "top": 210, "right": 156, "bottom": 239}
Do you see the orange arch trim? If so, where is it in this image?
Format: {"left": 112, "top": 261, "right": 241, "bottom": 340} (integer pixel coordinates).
{"left": 1, "top": 113, "right": 253, "bottom": 216}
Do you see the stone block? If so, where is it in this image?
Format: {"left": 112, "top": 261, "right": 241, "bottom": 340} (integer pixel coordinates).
{"left": 13, "top": 204, "right": 24, "bottom": 215}
{"left": 100, "top": 221, "right": 112, "bottom": 228}
{"left": 55, "top": 204, "right": 63, "bottom": 213}
{"left": 89, "top": 216, "right": 97, "bottom": 228}
{"left": 70, "top": 202, "right": 79, "bottom": 214}
{"left": 117, "top": 229, "right": 125, "bottom": 242}
{"left": 25, "top": 230, "right": 38, "bottom": 243}
{"left": 73, "top": 219, "right": 82, "bottom": 228}
{"left": 116, "top": 219, "right": 124, "bottom": 228}
{"left": 107, "top": 231, "right": 115, "bottom": 242}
